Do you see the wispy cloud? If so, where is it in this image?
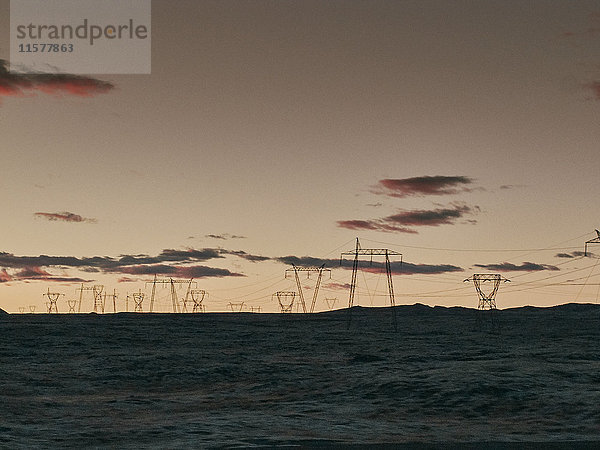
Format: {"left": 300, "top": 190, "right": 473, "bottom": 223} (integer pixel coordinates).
{"left": 474, "top": 262, "right": 559, "bottom": 272}
{"left": 34, "top": 211, "right": 97, "bottom": 223}
{"left": 0, "top": 59, "right": 114, "bottom": 102}
{"left": 337, "top": 203, "right": 479, "bottom": 234}
{"left": 373, "top": 176, "right": 475, "bottom": 198}
{"left": 205, "top": 233, "right": 246, "bottom": 240}
{"left": 587, "top": 81, "right": 600, "bottom": 100}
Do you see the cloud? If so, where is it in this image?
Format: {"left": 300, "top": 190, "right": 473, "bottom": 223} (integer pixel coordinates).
{"left": 276, "top": 256, "right": 339, "bottom": 268}
{"left": 1, "top": 265, "right": 90, "bottom": 283}
{"left": 555, "top": 251, "right": 588, "bottom": 258}
{"left": 205, "top": 233, "right": 246, "bottom": 240}
{"left": 587, "top": 81, "right": 600, "bottom": 100}
{"left": 373, "top": 176, "right": 475, "bottom": 198}
{"left": 222, "top": 250, "right": 270, "bottom": 262}
{"left": 323, "top": 282, "right": 352, "bottom": 290}
{"left": 0, "top": 269, "right": 12, "bottom": 283}
{"left": 474, "top": 262, "right": 559, "bottom": 272}
{"left": 0, "top": 59, "right": 114, "bottom": 102}
{"left": 34, "top": 211, "right": 97, "bottom": 223}
{"left": 0, "top": 246, "right": 257, "bottom": 283}
{"left": 337, "top": 203, "right": 479, "bottom": 234}
{"left": 353, "top": 261, "right": 463, "bottom": 275}
{"left": 277, "top": 255, "right": 462, "bottom": 275}
{"left": 112, "top": 264, "right": 244, "bottom": 278}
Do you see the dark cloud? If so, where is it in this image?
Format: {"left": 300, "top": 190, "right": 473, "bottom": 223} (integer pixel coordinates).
{"left": 374, "top": 176, "right": 474, "bottom": 198}
{"left": 0, "top": 247, "right": 249, "bottom": 282}
{"left": 112, "top": 264, "right": 243, "bottom": 278}
{"left": 0, "top": 266, "right": 90, "bottom": 283}
{"left": 276, "top": 256, "right": 339, "bottom": 268}
{"left": 356, "top": 261, "right": 463, "bottom": 275}
{"left": 337, "top": 203, "right": 479, "bottom": 234}
{"left": 0, "top": 59, "right": 113, "bottom": 102}
{"left": 223, "top": 250, "right": 270, "bottom": 262}
{"left": 474, "top": 262, "right": 559, "bottom": 272}
{"left": 205, "top": 233, "right": 246, "bottom": 240}
{"left": 34, "top": 211, "right": 97, "bottom": 223}
{"left": 555, "top": 251, "right": 588, "bottom": 258}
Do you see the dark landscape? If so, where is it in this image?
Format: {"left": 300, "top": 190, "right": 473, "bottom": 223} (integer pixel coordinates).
{"left": 0, "top": 304, "right": 599, "bottom": 448}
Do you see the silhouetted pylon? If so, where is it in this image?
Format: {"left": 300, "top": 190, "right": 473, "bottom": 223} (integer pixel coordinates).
{"left": 340, "top": 238, "right": 402, "bottom": 331}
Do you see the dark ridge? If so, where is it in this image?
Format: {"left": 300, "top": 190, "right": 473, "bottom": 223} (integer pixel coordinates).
{"left": 504, "top": 302, "right": 599, "bottom": 312}
{"left": 0, "top": 308, "right": 8, "bottom": 315}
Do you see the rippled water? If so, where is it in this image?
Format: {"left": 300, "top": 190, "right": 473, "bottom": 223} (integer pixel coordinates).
{"left": 1, "top": 304, "right": 599, "bottom": 448}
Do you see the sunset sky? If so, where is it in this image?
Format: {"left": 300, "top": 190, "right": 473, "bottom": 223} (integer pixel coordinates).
{"left": 1, "top": 0, "right": 599, "bottom": 313}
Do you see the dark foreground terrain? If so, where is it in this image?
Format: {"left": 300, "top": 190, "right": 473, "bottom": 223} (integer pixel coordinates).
{"left": 0, "top": 304, "right": 598, "bottom": 448}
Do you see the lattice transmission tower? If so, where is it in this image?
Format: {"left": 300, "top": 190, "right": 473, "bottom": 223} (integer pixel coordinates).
{"left": 43, "top": 288, "right": 64, "bottom": 314}
{"left": 273, "top": 291, "right": 296, "bottom": 313}
{"left": 340, "top": 238, "right": 402, "bottom": 331}
{"left": 76, "top": 284, "right": 105, "bottom": 313}
{"left": 146, "top": 275, "right": 196, "bottom": 313}
{"left": 228, "top": 302, "right": 245, "bottom": 312}
{"left": 464, "top": 274, "right": 510, "bottom": 310}
{"left": 285, "top": 264, "right": 331, "bottom": 313}
{"left": 131, "top": 291, "right": 145, "bottom": 312}
{"left": 325, "top": 297, "right": 337, "bottom": 310}
{"left": 185, "top": 289, "right": 207, "bottom": 313}
{"left": 103, "top": 289, "right": 118, "bottom": 313}
{"left": 585, "top": 229, "right": 600, "bottom": 256}
{"left": 67, "top": 300, "right": 77, "bottom": 313}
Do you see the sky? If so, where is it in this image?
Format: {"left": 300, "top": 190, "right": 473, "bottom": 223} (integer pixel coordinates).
{"left": 1, "top": 0, "right": 599, "bottom": 313}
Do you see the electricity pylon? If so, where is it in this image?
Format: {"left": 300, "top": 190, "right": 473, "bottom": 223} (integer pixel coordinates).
{"left": 250, "top": 306, "right": 262, "bottom": 313}
{"left": 67, "top": 300, "right": 77, "bottom": 313}
{"left": 28, "top": 305, "right": 36, "bottom": 313}
{"left": 18, "top": 307, "right": 25, "bottom": 314}
{"left": 103, "top": 289, "right": 118, "bottom": 313}
{"left": 146, "top": 275, "right": 196, "bottom": 313}
{"left": 464, "top": 274, "right": 510, "bottom": 310}
{"left": 186, "top": 289, "right": 207, "bottom": 313}
{"left": 340, "top": 238, "right": 402, "bottom": 331}
{"left": 76, "top": 284, "right": 105, "bottom": 313}
{"left": 584, "top": 229, "right": 600, "bottom": 256}
{"left": 228, "top": 302, "right": 244, "bottom": 312}
{"left": 43, "top": 288, "right": 63, "bottom": 314}
{"left": 273, "top": 291, "right": 296, "bottom": 313}
{"left": 285, "top": 265, "right": 331, "bottom": 313}
{"left": 131, "top": 290, "right": 145, "bottom": 312}
{"left": 325, "top": 297, "right": 337, "bottom": 310}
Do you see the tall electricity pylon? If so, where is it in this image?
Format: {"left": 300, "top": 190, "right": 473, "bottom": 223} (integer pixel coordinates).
{"left": 464, "top": 274, "right": 510, "bottom": 310}
{"left": 76, "top": 284, "right": 105, "bottom": 313}
{"left": 43, "top": 288, "right": 63, "bottom": 313}
{"left": 273, "top": 291, "right": 296, "bottom": 313}
{"left": 146, "top": 275, "right": 196, "bottom": 313}
{"left": 285, "top": 265, "right": 331, "bottom": 313}
{"left": 585, "top": 229, "right": 600, "bottom": 256}
{"left": 340, "top": 238, "right": 402, "bottom": 331}
{"left": 103, "top": 289, "right": 118, "bottom": 313}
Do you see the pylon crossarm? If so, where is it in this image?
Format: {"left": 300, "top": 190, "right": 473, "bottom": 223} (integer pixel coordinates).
{"left": 585, "top": 231, "right": 600, "bottom": 256}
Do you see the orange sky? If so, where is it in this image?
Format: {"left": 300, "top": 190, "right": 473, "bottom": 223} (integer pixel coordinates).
{"left": 1, "top": 0, "right": 599, "bottom": 313}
